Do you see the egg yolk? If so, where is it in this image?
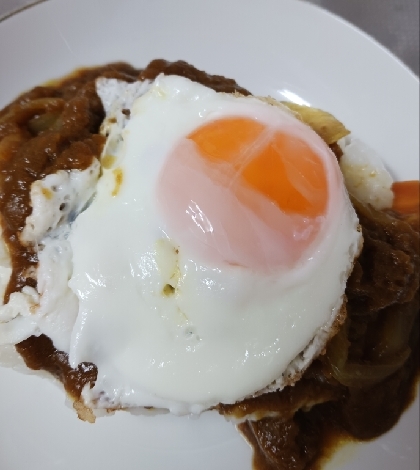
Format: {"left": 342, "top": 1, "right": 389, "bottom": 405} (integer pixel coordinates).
{"left": 189, "top": 118, "right": 328, "bottom": 218}
{"left": 158, "top": 116, "right": 332, "bottom": 271}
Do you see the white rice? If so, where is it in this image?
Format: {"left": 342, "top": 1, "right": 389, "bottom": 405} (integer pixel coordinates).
{"left": 339, "top": 136, "right": 394, "bottom": 210}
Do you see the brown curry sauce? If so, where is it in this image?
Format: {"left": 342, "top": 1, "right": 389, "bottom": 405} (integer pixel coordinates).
{"left": 0, "top": 60, "right": 418, "bottom": 470}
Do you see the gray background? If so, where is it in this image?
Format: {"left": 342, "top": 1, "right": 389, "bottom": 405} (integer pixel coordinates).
{"left": 310, "top": 0, "right": 419, "bottom": 75}
{"left": 1, "top": 0, "right": 419, "bottom": 75}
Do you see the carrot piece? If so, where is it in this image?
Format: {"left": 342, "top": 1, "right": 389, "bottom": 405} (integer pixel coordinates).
{"left": 392, "top": 181, "right": 420, "bottom": 215}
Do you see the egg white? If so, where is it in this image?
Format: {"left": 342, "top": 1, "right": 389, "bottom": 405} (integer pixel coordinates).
{"left": 62, "top": 75, "right": 362, "bottom": 414}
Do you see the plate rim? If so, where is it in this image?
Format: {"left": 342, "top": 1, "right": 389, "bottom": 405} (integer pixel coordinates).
{"left": 1, "top": 0, "right": 418, "bottom": 82}
{"left": 0, "top": 1, "right": 418, "bottom": 470}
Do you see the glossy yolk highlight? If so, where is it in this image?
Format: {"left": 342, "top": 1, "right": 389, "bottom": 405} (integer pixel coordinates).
{"left": 188, "top": 117, "right": 328, "bottom": 218}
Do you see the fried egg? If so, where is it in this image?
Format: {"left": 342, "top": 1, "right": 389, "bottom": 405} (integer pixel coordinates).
{"left": 62, "top": 75, "right": 361, "bottom": 413}
{"left": 0, "top": 74, "right": 363, "bottom": 415}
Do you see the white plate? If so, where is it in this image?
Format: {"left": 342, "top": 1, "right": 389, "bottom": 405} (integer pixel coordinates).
{"left": 0, "top": 1, "right": 418, "bottom": 469}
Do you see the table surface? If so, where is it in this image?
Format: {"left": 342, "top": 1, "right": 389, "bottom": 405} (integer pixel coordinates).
{"left": 1, "top": 0, "right": 419, "bottom": 76}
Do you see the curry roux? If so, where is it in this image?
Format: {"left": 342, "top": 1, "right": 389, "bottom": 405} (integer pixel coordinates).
{"left": 0, "top": 60, "right": 418, "bottom": 470}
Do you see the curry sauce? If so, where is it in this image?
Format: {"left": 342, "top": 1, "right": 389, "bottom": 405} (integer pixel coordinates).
{"left": 0, "top": 60, "right": 418, "bottom": 470}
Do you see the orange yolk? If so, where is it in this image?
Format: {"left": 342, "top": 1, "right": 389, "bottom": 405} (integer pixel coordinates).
{"left": 188, "top": 117, "right": 328, "bottom": 218}
{"left": 157, "top": 115, "right": 334, "bottom": 271}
